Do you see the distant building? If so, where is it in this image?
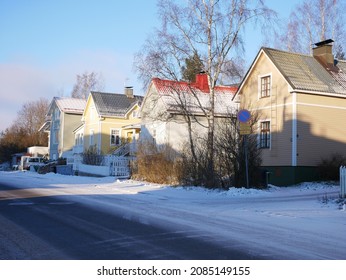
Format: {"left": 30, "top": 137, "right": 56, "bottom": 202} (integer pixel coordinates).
{"left": 40, "top": 97, "right": 86, "bottom": 161}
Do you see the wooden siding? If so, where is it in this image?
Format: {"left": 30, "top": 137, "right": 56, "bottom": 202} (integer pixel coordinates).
{"left": 239, "top": 52, "right": 294, "bottom": 166}
{"left": 141, "top": 85, "right": 232, "bottom": 154}
{"left": 296, "top": 92, "right": 346, "bottom": 166}
{"left": 62, "top": 113, "right": 83, "bottom": 153}
{"left": 83, "top": 96, "right": 141, "bottom": 154}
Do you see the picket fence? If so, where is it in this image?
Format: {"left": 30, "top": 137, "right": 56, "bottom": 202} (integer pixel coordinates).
{"left": 110, "top": 156, "right": 133, "bottom": 178}
{"left": 340, "top": 166, "right": 346, "bottom": 198}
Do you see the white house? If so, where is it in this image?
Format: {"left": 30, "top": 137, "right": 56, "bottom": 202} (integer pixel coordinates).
{"left": 140, "top": 73, "right": 238, "bottom": 154}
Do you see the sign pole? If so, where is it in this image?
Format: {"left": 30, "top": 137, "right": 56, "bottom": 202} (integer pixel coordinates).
{"left": 237, "top": 109, "right": 251, "bottom": 188}
{"left": 244, "top": 135, "right": 249, "bottom": 188}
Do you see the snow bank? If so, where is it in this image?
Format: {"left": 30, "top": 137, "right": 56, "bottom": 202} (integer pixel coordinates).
{"left": 0, "top": 171, "right": 345, "bottom": 259}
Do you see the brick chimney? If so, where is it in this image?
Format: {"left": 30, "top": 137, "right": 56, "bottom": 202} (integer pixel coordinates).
{"left": 313, "top": 39, "right": 334, "bottom": 66}
{"left": 195, "top": 72, "right": 209, "bottom": 92}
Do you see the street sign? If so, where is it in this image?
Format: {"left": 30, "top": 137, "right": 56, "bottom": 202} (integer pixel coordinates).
{"left": 239, "top": 122, "right": 251, "bottom": 135}
{"left": 237, "top": 109, "right": 251, "bottom": 123}
{"left": 237, "top": 109, "right": 251, "bottom": 188}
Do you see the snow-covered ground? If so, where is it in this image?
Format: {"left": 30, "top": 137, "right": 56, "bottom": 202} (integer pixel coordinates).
{"left": 0, "top": 171, "right": 345, "bottom": 260}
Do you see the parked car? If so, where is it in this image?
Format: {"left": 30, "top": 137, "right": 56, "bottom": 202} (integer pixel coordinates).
{"left": 23, "top": 157, "right": 46, "bottom": 171}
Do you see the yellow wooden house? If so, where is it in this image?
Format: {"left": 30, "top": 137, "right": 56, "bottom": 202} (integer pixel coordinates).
{"left": 82, "top": 88, "right": 143, "bottom": 155}
{"left": 234, "top": 39, "right": 346, "bottom": 185}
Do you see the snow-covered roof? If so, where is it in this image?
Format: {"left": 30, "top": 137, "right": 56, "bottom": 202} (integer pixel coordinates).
{"left": 47, "top": 97, "right": 86, "bottom": 116}
{"left": 151, "top": 74, "right": 238, "bottom": 116}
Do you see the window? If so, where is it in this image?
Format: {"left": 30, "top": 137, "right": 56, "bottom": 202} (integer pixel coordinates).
{"left": 259, "top": 121, "right": 270, "bottom": 149}
{"left": 76, "top": 133, "right": 83, "bottom": 145}
{"left": 110, "top": 129, "right": 121, "bottom": 146}
{"left": 90, "top": 130, "right": 94, "bottom": 146}
{"left": 260, "top": 75, "right": 271, "bottom": 98}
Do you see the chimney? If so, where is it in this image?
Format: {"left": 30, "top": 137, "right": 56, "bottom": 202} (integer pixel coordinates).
{"left": 195, "top": 72, "right": 209, "bottom": 92}
{"left": 313, "top": 39, "right": 334, "bottom": 66}
{"left": 125, "top": 86, "right": 134, "bottom": 98}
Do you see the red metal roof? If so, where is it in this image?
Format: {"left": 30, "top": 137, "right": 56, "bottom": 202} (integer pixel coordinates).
{"left": 151, "top": 75, "right": 238, "bottom": 116}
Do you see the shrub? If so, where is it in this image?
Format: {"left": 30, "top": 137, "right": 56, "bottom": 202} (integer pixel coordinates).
{"left": 132, "top": 142, "right": 180, "bottom": 184}
{"left": 82, "top": 145, "right": 104, "bottom": 166}
{"left": 317, "top": 153, "right": 346, "bottom": 181}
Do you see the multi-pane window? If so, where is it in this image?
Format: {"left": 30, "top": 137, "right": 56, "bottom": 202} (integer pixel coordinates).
{"left": 111, "top": 129, "right": 121, "bottom": 146}
{"left": 260, "top": 75, "right": 271, "bottom": 98}
{"left": 259, "top": 121, "right": 270, "bottom": 149}
{"left": 75, "top": 133, "right": 83, "bottom": 145}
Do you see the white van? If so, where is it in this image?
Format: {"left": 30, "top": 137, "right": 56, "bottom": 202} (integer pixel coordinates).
{"left": 22, "top": 157, "right": 45, "bottom": 171}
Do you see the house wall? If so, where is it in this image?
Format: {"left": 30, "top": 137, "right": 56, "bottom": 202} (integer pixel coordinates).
{"left": 140, "top": 89, "right": 170, "bottom": 148}
{"left": 49, "top": 103, "right": 60, "bottom": 160}
{"left": 239, "top": 52, "right": 294, "bottom": 167}
{"left": 83, "top": 97, "right": 141, "bottom": 155}
{"left": 141, "top": 87, "right": 232, "bottom": 154}
{"left": 99, "top": 107, "right": 141, "bottom": 154}
{"left": 238, "top": 51, "right": 346, "bottom": 185}
{"left": 62, "top": 113, "right": 83, "bottom": 155}
{"left": 296, "top": 92, "right": 346, "bottom": 166}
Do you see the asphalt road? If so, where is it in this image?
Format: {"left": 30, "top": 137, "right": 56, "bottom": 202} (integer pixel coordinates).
{"left": 0, "top": 181, "right": 260, "bottom": 260}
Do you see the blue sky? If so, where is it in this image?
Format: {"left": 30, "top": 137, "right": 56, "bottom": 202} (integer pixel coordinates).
{"left": 0, "top": 0, "right": 299, "bottom": 132}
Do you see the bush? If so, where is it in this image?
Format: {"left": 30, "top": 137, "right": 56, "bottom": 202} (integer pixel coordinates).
{"left": 82, "top": 145, "right": 104, "bottom": 166}
{"left": 132, "top": 142, "right": 180, "bottom": 184}
{"left": 317, "top": 153, "right": 346, "bottom": 181}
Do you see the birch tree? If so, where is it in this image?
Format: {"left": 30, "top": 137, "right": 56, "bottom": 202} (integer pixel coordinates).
{"left": 281, "top": 0, "right": 345, "bottom": 55}
{"left": 135, "top": 0, "right": 274, "bottom": 187}
{"left": 71, "top": 71, "right": 104, "bottom": 99}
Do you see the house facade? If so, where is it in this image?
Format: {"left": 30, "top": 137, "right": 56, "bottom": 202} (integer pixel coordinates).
{"left": 234, "top": 40, "right": 346, "bottom": 185}
{"left": 43, "top": 97, "right": 86, "bottom": 161}
{"left": 140, "top": 73, "right": 238, "bottom": 154}
{"left": 82, "top": 89, "right": 143, "bottom": 155}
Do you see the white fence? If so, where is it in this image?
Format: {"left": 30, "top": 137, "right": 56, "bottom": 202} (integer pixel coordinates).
{"left": 109, "top": 156, "right": 135, "bottom": 178}
{"left": 340, "top": 166, "right": 346, "bottom": 198}
{"left": 73, "top": 153, "right": 135, "bottom": 178}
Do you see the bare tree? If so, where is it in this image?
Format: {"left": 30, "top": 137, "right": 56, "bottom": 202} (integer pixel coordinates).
{"left": 71, "top": 71, "right": 104, "bottom": 99}
{"left": 0, "top": 98, "right": 49, "bottom": 161}
{"left": 135, "top": 0, "right": 275, "bottom": 187}
{"left": 15, "top": 97, "right": 49, "bottom": 146}
{"left": 280, "top": 0, "right": 345, "bottom": 54}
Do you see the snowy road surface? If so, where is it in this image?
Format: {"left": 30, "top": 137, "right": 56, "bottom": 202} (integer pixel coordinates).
{"left": 0, "top": 171, "right": 345, "bottom": 260}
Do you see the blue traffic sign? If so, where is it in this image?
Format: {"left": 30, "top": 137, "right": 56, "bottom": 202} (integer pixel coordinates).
{"left": 237, "top": 109, "right": 251, "bottom": 123}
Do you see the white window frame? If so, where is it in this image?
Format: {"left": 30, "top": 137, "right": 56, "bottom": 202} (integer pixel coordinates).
{"left": 258, "top": 120, "right": 271, "bottom": 149}
{"left": 90, "top": 129, "right": 94, "bottom": 146}
{"left": 110, "top": 129, "right": 121, "bottom": 146}
{"left": 80, "top": 133, "right": 84, "bottom": 146}
{"left": 258, "top": 73, "right": 272, "bottom": 99}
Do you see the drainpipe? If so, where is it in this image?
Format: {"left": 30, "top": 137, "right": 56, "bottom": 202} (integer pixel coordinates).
{"left": 292, "top": 91, "right": 297, "bottom": 166}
